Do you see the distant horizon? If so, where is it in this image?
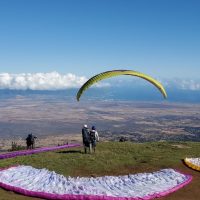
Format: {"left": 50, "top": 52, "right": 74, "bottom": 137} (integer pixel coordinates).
{"left": 0, "top": 85, "right": 200, "bottom": 103}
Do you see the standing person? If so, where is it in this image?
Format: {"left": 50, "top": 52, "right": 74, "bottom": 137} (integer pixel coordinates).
{"left": 90, "top": 126, "right": 99, "bottom": 153}
{"left": 82, "top": 124, "right": 91, "bottom": 153}
{"left": 26, "top": 133, "right": 37, "bottom": 150}
{"left": 26, "top": 134, "right": 32, "bottom": 150}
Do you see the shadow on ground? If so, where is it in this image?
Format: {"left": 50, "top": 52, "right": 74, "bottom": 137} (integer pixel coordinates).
{"left": 57, "top": 150, "right": 83, "bottom": 154}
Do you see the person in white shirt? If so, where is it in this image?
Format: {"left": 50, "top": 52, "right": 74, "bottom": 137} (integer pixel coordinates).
{"left": 90, "top": 126, "right": 99, "bottom": 153}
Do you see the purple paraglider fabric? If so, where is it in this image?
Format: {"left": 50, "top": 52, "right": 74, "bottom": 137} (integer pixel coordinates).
{"left": 0, "top": 144, "right": 81, "bottom": 160}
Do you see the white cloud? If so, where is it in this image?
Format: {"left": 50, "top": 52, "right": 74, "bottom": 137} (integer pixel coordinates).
{"left": 109, "top": 77, "right": 200, "bottom": 91}
{"left": 0, "top": 72, "right": 199, "bottom": 91}
{"left": 0, "top": 72, "right": 87, "bottom": 90}
{"left": 161, "top": 78, "right": 200, "bottom": 91}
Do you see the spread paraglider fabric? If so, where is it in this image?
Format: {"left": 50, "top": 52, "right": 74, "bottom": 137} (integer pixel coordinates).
{"left": 184, "top": 158, "right": 200, "bottom": 171}
{"left": 0, "top": 165, "right": 192, "bottom": 200}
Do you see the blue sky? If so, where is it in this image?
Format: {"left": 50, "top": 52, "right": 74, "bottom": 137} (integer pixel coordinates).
{"left": 0, "top": 0, "right": 199, "bottom": 78}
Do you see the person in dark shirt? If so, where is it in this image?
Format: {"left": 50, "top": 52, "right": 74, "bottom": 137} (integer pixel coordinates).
{"left": 82, "top": 125, "right": 91, "bottom": 153}
{"left": 26, "top": 133, "right": 37, "bottom": 150}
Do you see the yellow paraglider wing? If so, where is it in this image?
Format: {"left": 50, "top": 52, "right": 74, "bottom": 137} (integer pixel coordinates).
{"left": 76, "top": 70, "right": 167, "bottom": 101}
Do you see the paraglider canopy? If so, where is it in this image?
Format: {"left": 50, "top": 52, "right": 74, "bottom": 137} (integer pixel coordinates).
{"left": 77, "top": 70, "right": 167, "bottom": 101}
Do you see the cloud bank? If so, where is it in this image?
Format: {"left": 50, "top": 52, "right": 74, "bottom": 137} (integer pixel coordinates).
{"left": 0, "top": 72, "right": 199, "bottom": 91}
{"left": 161, "top": 78, "right": 200, "bottom": 91}
{"left": 106, "top": 77, "right": 200, "bottom": 91}
{"left": 0, "top": 72, "right": 87, "bottom": 90}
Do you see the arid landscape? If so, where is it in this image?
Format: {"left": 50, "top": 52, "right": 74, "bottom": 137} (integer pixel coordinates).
{"left": 0, "top": 93, "right": 200, "bottom": 152}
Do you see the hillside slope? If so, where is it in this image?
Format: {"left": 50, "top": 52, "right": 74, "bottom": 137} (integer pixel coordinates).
{"left": 0, "top": 141, "right": 200, "bottom": 200}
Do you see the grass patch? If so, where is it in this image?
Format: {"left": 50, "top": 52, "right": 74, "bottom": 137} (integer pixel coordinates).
{"left": 0, "top": 141, "right": 200, "bottom": 199}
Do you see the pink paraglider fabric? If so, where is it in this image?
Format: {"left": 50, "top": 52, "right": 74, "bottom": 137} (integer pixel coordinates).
{"left": 0, "top": 144, "right": 81, "bottom": 160}
{"left": 0, "top": 166, "right": 192, "bottom": 200}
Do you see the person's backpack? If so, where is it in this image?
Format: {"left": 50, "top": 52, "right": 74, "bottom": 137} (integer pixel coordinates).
{"left": 30, "top": 135, "right": 35, "bottom": 143}
{"left": 82, "top": 128, "right": 90, "bottom": 143}
{"left": 90, "top": 130, "right": 96, "bottom": 142}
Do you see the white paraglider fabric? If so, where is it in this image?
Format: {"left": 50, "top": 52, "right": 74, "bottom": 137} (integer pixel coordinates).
{"left": 185, "top": 158, "right": 200, "bottom": 171}
{"left": 0, "top": 165, "right": 192, "bottom": 200}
